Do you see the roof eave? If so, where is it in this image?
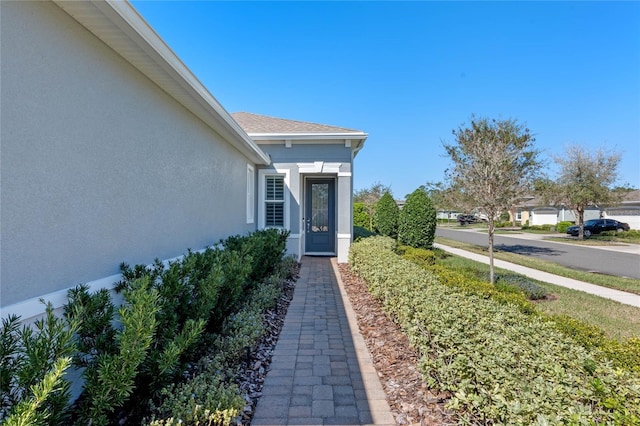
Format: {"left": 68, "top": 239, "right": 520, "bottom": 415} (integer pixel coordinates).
{"left": 53, "top": 0, "right": 270, "bottom": 166}
{"left": 248, "top": 132, "right": 368, "bottom": 142}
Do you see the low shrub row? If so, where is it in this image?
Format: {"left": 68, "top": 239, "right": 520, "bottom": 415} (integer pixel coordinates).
{"left": 493, "top": 272, "right": 549, "bottom": 300}
{"left": 1, "top": 229, "right": 292, "bottom": 426}
{"left": 398, "top": 246, "right": 537, "bottom": 315}
{"left": 349, "top": 237, "right": 640, "bottom": 425}
{"left": 600, "top": 229, "right": 640, "bottom": 240}
{"left": 353, "top": 225, "right": 377, "bottom": 241}
{"left": 399, "top": 246, "right": 640, "bottom": 373}
{"left": 146, "top": 270, "right": 293, "bottom": 425}
{"left": 556, "top": 221, "right": 574, "bottom": 233}
{"left": 521, "top": 223, "right": 556, "bottom": 232}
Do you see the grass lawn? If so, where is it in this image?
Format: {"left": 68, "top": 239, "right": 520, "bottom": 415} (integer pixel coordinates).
{"left": 546, "top": 236, "right": 629, "bottom": 246}
{"left": 433, "top": 249, "right": 640, "bottom": 341}
{"left": 534, "top": 282, "right": 640, "bottom": 341}
{"left": 435, "top": 236, "right": 640, "bottom": 295}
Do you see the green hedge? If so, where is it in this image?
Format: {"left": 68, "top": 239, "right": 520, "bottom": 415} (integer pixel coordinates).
{"left": 556, "top": 221, "right": 574, "bottom": 233}
{"left": 600, "top": 229, "right": 640, "bottom": 240}
{"left": 1, "top": 229, "right": 292, "bottom": 426}
{"left": 400, "top": 246, "right": 640, "bottom": 374}
{"left": 349, "top": 237, "right": 640, "bottom": 424}
{"left": 374, "top": 192, "right": 399, "bottom": 238}
{"left": 398, "top": 189, "right": 436, "bottom": 248}
{"left": 353, "top": 202, "right": 372, "bottom": 231}
{"left": 353, "top": 225, "right": 377, "bottom": 241}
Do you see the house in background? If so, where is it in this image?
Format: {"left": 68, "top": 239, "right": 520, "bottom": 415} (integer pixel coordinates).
{"left": 0, "top": 1, "right": 366, "bottom": 323}
{"left": 603, "top": 190, "right": 640, "bottom": 230}
{"left": 509, "top": 193, "right": 638, "bottom": 229}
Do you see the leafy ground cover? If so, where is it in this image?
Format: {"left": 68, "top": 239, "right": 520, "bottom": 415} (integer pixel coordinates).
{"left": 435, "top": 236, "right": 640, "bottom": 295}
{"left": 349, "top": 237, "right": 640, "bottom": 424}
{"left": 337, "top": 263, "right": 456, "bottom": 425}
{"left": 429, "top": 245, "right": 640, "bottom": 341}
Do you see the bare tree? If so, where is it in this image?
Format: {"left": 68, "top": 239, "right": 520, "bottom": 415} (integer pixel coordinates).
{"left": 354, "top": 182, "right": 392, "bottom": 231}
{"left": 541, "top": 145, "right": 622, "bottom": 239}
{"left": 443, "top": 116, "right": 541, "bottom": 284}
{"left": 420, "top": 181, "right": 455, "bottom": 211}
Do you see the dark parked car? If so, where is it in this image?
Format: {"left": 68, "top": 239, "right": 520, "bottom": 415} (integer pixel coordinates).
{"left": 457, "top": 214, "right": 479, "bottom": 225}
{"left": 566, "top": 219, "right": 630, "bottom": 237}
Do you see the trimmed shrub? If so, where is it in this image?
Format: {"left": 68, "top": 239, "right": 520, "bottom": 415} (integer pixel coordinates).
{"left": 600, "top": 229, "right": 640, "bottom": 240}
{"left": 494, "top": 273, "right": 548, "bottom": 300}
{"left": 353, "top": 202, "right": 372, "bottom": 231}
{"left": 354, "top": 225, "right": 376, "bottom": 241}
{"left": 349, "top": 237, "right": 640, "bottom": 424}
{"left": 493, "top": 220, "right": 511, "bottom": 228}
{"left": 147, "top": 264, "right": 291, "bottom": 426}
{"left": 1, "top": 229, "right": 292, "bottom": 426}
{"left": 523, "top": 224, "right": 554, "bottom": 232}
{"left": 223, "top": 228, "right": 289, "bottom": 284}
{"left": 400, "top": 246, "right": 437, "bottom": 267}
{"left": 427, "top": 264, "right": 537, "bottom": 315}
{"left": 398, "top": 189, "right": 437, "bottom": 248}
{"left": 400, "top": 245, "right": 640, "bottom": 375}
{"left": 549, "top": 315, "right": 640, "bottom": 373}
{"left": 556, "top": 221, "right": 573, "bottom": 233}
{"left": 146, "top": 372, "right": 243, "bottom": 426}
{"left": 374, "top": 192, "right": 400, "bottom": 238}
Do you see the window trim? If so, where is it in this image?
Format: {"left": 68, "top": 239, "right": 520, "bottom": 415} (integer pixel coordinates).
{"left": 258, "top": 169, "right": 290, "bottom": 230}
{"left": 246, "top": 164, "right": 255, "bottom": 224}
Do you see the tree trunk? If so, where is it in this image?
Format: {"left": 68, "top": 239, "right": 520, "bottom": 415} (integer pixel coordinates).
{"left": 577, "top": 208, "right": 585, "bottom": 240}
{"left": 488, "top": 219, "right": 495, "bottom": 284}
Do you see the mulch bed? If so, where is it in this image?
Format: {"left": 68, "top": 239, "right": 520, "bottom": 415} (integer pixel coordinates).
{"left": 241, "top": 262, "right": 457, "bottom": 425}
{"left": 337, "top": 264, "right": 457, "bottom": 426}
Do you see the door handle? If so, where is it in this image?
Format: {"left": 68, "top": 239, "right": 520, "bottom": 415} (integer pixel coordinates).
{"left": 305, "top": 218, "right": 310, "bottom": 232}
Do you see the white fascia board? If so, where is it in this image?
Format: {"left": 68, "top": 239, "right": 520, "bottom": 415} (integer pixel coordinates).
{"left": 53, "top": 0, "right": 270, "bottom": 166}
{"left": 248, "top": 133, "right": 368, "bottom": 142}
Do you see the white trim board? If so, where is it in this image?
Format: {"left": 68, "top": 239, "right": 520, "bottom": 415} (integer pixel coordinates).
{"left": 0, "top": 248, "right": 209, "bottom": 323}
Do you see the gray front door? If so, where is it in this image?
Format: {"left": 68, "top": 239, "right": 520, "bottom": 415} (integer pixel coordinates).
{"left": 305, "top": 178, "right": 335, "bottom": 253}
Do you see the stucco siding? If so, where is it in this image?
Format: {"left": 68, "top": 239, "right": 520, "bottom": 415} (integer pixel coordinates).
{"left": 258, "top": 144, "right": 352, "bottom": 163}
{"left": 1, "top": 1, "right": 254, "bottom": 307}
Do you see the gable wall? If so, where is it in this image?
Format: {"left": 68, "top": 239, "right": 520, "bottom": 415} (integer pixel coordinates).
{"left": 258, "top": 144, "right": 353, "bottom": 163}
{"left": 1, "top": 1, "right": 254, "bottom": 307}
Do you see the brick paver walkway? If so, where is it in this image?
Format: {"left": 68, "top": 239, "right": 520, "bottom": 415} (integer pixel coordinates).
{"left": 252, "top": 257, "right": 394, "bottom": 426}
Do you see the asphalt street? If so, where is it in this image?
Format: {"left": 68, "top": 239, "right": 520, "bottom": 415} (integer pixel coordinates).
{"left": 436, "top": 227, "right": 640, "bottom": 280}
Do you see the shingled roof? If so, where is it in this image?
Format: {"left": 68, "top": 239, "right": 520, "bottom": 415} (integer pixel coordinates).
{"left": 232, "top": 112, "right": 364, "bottom": 134}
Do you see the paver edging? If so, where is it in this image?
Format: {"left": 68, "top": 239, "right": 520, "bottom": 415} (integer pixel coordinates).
{"left": 329, "top": 258, "right": 395, "bottom": 425}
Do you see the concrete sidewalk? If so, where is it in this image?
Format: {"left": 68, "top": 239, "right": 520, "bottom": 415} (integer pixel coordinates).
{"left": 252, "top": 257, "right": 394, "bottom": 426}
{"left": 435, "top": 243, "right": 640, "bottom": 308}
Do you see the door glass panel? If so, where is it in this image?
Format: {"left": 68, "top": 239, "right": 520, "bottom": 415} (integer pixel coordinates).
{"left": 311, "top": 183, "right": 329, "bottom": 232}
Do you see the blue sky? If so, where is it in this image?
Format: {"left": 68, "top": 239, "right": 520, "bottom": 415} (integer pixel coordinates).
{"left": 132, "top": 1, "right": 640, "bottom": 198}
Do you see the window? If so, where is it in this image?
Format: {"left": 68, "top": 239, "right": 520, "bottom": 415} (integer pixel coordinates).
{"left": 516, "top": 209, "right": 522, "bottom": 221}
{"left": 265, "top": 175, "right": 285, "bottom": 227}
{"left": 258, "top": 169, "right": 289, "bottom": 230}
{"left": 246, "top": 165, "right": 254, "bottom": 224}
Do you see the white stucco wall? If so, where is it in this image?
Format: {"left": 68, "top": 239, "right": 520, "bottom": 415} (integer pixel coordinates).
{"left": 1, "top": 1, "right": 255, "bottom": 308}
{"left": 604, "top": 207, "right": 640, "bottom": 230}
